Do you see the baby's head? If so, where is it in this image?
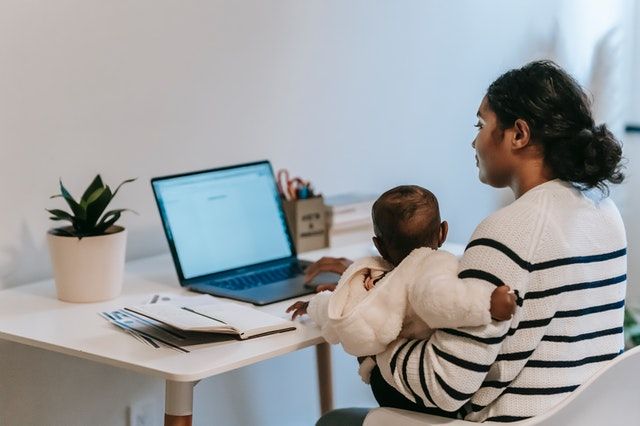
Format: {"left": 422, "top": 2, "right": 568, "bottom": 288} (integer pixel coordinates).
{"left": 372, "top": 185, "right": 448, "bottom": 267}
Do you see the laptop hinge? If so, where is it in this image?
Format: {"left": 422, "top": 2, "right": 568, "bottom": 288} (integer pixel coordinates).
{"left": 189, "top": 257, "right": 301, "bottom": 284}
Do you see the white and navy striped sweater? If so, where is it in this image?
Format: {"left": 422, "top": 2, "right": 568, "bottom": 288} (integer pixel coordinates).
{"left": 376, "top": 179, "right": 627, "bottom": 422}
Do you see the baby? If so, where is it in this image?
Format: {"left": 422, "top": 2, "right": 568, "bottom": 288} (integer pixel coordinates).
{"left": 287, "top": 185, "right": 515, "bottom": 382}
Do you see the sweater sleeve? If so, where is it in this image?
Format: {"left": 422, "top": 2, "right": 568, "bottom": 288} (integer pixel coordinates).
{"left": 376, "top": 205, "right": 548, "bottom": 412}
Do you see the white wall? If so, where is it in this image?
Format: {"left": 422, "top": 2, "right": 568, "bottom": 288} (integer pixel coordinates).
{"left": 629, "top": 0, "right": 640, "bottom": 124}
{"left": 0, "top": 0, "right": 564, "bottom": 288}
{"left": 621, "top": 0, "right": 640, "bottom": 319}
{"left": 0, "top": 1, "right": 632, "bottom": 425}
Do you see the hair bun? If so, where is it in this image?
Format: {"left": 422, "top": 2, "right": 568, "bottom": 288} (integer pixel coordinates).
{"left": 563, "top": 124, "right": 624, "bottom": 192}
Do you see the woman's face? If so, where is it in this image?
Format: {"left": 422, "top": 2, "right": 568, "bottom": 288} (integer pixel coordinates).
{"left": 472, "top": 96, "right": 514, "bottom": 188}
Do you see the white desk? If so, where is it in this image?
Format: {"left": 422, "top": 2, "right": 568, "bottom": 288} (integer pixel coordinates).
{"left": 0, "top": 241, "right": 373, "bottom": 426}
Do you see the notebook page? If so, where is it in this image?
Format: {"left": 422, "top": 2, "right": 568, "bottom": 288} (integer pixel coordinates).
{"left": 126, "top": 304, "right": 236, "bottom": 333}
{"left": 191, "top": 303, "right": 295, "bottom": 338}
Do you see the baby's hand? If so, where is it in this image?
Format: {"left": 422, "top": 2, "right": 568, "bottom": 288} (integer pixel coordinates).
{"left": 490, "top": 285, "right": 517, "bottom": 321}
{"left": 286, "top": 300, "right": 310, "bottom": 320}
{"left": 362, "top": 269, "right": 385, "bottom": 291}
{"left": 363, "top": 275, "right": 376, "bottom": 291}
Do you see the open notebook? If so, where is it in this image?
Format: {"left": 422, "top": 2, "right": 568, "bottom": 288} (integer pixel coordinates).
{"left": 125, "top": 302, "right": 296, "bottom": 340}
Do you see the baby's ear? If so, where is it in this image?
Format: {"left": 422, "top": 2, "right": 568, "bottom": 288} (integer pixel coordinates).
{"left": 372, "top": 236, "right": 388, "bottom": 260}
{"left": 438, "top": 221, "right": 449, "bottom": 247}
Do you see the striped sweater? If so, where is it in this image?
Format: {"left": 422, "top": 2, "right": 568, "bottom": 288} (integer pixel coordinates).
{"left": 376, "top": 179, "right": 627, "bottom": 422}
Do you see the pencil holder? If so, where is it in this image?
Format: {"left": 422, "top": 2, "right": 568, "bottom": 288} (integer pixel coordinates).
{"left": 282, "top": 196, "right": 328, "bottom": 253}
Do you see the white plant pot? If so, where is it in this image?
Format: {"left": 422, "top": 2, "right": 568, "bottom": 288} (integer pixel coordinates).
{"left": 47, "top": 226, "right": 127, "bottom": 303}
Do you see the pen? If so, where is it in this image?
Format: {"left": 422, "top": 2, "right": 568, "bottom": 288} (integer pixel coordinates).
{"left": 297, "top": 185, "right": 309, "bottom": 199}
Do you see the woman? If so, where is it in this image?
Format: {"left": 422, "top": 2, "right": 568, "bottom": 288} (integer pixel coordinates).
{"left": 313, "top": 60, "right": 627, "bottom": 424}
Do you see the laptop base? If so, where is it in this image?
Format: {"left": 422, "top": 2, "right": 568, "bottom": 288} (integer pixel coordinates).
{"left": 188, "top": 274, "right": 315, "bottom": 306}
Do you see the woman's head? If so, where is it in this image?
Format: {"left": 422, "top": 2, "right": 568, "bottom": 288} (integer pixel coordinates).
{"left": 474, "top": 60, "right": 624, "bottom": 194}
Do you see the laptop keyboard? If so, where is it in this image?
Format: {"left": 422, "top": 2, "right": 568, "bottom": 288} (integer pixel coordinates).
{"left": 211, "top": 263, "right": 304, "bottom": 291}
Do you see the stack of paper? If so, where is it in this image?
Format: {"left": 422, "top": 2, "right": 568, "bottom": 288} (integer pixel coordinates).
{"left": 324, "top": 193, "right": 376, "bottom": 232}
{"left": 101, "top": 294, "right": 296, "bottom": 352}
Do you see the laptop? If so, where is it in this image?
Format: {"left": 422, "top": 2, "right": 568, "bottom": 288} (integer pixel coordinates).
{"left": 151, "top": 160, "right": 316, "bottom": 305}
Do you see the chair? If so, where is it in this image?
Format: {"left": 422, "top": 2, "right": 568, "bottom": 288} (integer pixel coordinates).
{"left": 364, "top": 345, "right": 640, "bottom": 425}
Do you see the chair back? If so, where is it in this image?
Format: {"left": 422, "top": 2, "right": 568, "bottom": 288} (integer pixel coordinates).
{"left": 528, "top": 345, "right": 640, "bottom": 425}
{"left": 364, "top": 346, "right": 640, "bottom": 426}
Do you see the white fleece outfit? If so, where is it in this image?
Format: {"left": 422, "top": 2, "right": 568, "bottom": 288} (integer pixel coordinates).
{"left": 306, "top": 247, "right": 494, "bottom": 382}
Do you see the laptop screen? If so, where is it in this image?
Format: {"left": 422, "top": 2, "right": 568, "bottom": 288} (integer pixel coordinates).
{"left": 152, "top": 162, "right": 294, "bottom": 280}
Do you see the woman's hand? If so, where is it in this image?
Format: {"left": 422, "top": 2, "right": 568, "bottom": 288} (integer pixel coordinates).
{"left": 304, "top": 256, "right": 353, "bottom": 285}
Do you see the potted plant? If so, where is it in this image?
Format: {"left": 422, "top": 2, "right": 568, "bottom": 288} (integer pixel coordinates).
{"left": 47, "top": 175, "right": 136, "bottom": 302}
{"left": 625, "top": 308, "right": 640, "bottom": 349}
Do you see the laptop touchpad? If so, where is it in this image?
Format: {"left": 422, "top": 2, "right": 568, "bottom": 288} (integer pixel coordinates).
{"left": 305, "top": 272, "right": 340, "bottom": 288}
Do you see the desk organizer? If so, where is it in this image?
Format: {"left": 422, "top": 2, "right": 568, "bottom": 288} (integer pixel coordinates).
{"left": 282, "top": 196, "right": 328, "bottom": 253}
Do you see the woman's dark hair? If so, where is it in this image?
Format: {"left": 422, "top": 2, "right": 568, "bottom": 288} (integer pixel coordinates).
{"left": 486, "top": 60, "right": 624, "bottom": 193}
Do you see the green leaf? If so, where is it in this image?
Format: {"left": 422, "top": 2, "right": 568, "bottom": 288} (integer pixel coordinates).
{"left": 86, "top": 187, "right": 107, "bottom": 205}
{"left": 85, "top": 186, "right": 113, "bottom": 229}
{"left": 111, "top": 178, "right": 137, "bottom": 199}
{"left": 59, "top": 179, "right": 86, "bottom": 221}
{"left": 95, "top": 208, "right": 137, "bottom": 232}
{"left": 46, "top": 209, "right": 76, "bottom": 229}
{"left": 94, "top": 211, "right": 121, "bottom": 234}
{"left": 46, "top": 209, "right": 75, "bottom": 222}
{"left": 98, "top": 208, "right": 135, "bottom": 224}
{"left": 50, "top": 227, "right": 76, "bottom": 237}
{"left": 86, "top": 178, "right": 135, "bottom": 230}
{"left": 80, "top": 175, "right": 105, "bottom": 203}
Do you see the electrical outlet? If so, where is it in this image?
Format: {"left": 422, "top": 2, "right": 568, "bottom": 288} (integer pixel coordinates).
{"left": 128, "top": 400, "right": 157, "bottom": 426}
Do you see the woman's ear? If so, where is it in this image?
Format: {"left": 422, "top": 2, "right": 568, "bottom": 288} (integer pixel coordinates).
{"left": 438, "top": 221, "right": 449, "bottom": 247}
{"left": 511, "top": 118, "right": 531, "bottom": 150}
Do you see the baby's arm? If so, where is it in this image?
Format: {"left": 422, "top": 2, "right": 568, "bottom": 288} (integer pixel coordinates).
{"left": 304, "top": 291, "right": 332, "bottom": 327}
{"left": 304, "top": 291, "right": 341, "bottom": 344}
{"left": 404, "top": 249, "right": 514, "bottom": 329}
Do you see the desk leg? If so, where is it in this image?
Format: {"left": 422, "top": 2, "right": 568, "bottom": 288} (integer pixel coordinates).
{"left": 316, "top": 342, "right": 334, "bottom": 414}
{"left": 165, "top": 380, "right": 199, "bottom": 426}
